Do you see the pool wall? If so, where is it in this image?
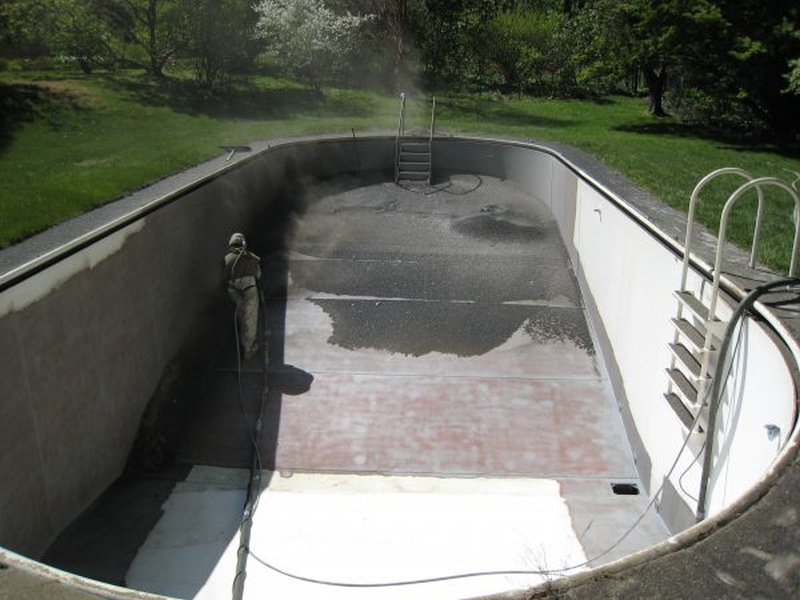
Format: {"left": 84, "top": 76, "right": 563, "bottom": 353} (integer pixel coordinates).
{"left": 0, "top": 135, "right": 798, "bottom": 597}
{"left": 434, "top": 138, "right": 798, "bottom": 531}
{"left": 0, "top": 137, "right": 398, "bottom": 558}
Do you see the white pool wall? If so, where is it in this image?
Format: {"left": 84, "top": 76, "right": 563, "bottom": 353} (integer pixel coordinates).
{"left": 433, "top": 138, "right": 798, "bottom": 530}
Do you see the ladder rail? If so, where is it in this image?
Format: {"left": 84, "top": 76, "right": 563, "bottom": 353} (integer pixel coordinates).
{"left": 680, "top": 168, "right": 756, "bottom": 293}
{"left": 427, "top": 97, "right": 436, "bottom": 184}
{"left": 395, "top": 94, "right": 435, "bottom": 185}
{"left": 395, "top": 93, "right": 406, "bottom": 183}
{"left": 668, "top": 171, "right": 800, "bottom": 435}
{"left": 693, "top": 182, "right": 800, "bottom": 520}
{"left": 705, "top": 177, "right": 800, "bottom": 332}
{"left": 672, "top": 168, "right": 756, "bottom": 400}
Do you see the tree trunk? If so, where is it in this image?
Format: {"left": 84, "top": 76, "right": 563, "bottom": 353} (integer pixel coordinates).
{"left": 146, "top": 0, "right": 164, "bottom": 78}
{"left": 394, "top": 0, "right": 407, "bottom": 93}
{"left": 642, "top": 64, "right": 668, "bottom": 116}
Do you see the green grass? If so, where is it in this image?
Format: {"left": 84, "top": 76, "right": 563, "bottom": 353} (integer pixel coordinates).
{"left": 2, "top": 69, "right": 799, "bottom": 271}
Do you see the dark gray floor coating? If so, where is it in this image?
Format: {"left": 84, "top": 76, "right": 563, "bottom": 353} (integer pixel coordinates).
{"left": 311, "top": 299, "right": 592, "bottom": 357}
{"left": 287, "top": 175, "right": 588, "bottom": 359}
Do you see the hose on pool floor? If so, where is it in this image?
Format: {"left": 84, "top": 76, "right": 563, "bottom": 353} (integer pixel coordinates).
{"left": 231, "top": 285, "right": 268, "bottom": 600}
{"left": 235, "top": 278, "right": 800, "bottom": 590}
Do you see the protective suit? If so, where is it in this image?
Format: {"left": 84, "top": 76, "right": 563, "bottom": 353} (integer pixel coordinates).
{"left": 224, "top": 233, "right": 261, "bottom": 359}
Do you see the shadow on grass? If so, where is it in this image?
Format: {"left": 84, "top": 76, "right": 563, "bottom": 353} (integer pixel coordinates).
{"left": 613, "top": 120, "right": 800, "bottom": 159}
{"left": 0, "top": 80, "right": 91, "bottom": 152}
{"left": 109, "top": 75, "right": 384, "bottom": 121}
{"left": 436, "top": 95, "right": 577, "bottom": 130}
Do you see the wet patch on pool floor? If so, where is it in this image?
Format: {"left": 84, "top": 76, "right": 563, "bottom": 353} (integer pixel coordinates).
{"left": 272, "top": 174, "right": 623, "bottom": 477}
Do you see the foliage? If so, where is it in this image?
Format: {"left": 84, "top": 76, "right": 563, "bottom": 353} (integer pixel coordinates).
{"left": 1, "top": 71, "right": 798, "bottom": 269}
{"left": 183, "top": 0, "right": 258, "bottom": 90}
{"left": 49, "top": 1, "right": 124, "bottom": 73}
{"left": 1, "top": 0, "right": 798, "bottom": 133}
{"left": 0, "top": 0, "right": 189, "bottom": 77}
{"left": 411, "top": 0, "right": 502, "bottom": 90}
{"left": 327, "top": 0, "right": 410, "bottom": 92}
{"left": 102, "top": 0, "right": 189, "bottom": 78}
{"left": 477, "top": 8, "right": 563, "bottom": 96}
{"left": 584, "top": 0, "right": 730, "bottom": 116}
{"left": 253, "top": 0, "right": 372, "bottom": 93}
{"left": 788, "top": 58, "right": 800, "bottom": 95}
{"left": 714, "top": 0, "right": 800, "bottom": 131}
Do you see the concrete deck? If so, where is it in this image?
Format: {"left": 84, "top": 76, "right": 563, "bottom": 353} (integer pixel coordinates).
{"left": 46, "top": 174, "right": 669, "bottom": 598}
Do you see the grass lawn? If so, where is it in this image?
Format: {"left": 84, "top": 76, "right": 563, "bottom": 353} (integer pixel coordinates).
{"left": 1, "top": 69, "right": 799, "bottom": 270}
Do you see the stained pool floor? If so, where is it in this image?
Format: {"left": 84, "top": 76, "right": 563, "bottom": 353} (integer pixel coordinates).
{"left": 47, "top": 174, "right": 670, "bottom": 599}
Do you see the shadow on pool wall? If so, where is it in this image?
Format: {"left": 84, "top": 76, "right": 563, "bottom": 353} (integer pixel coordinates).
{"left": 0, "top": 134, "right": 799, "bottom": 599}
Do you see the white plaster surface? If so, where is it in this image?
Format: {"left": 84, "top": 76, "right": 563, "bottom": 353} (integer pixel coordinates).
{"left": 126, "top": 467, "right": 249, "bottom": 599}
{"left": 127, "top": 467, "right": 588, "bottom": 599}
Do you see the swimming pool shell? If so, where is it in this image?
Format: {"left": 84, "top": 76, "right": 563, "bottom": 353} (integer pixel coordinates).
{"left": 1, "top": 134, "right": 799, "bottom": 599}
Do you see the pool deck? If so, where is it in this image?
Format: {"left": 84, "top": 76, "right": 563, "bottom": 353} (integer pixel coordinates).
{"left": 112, "top": 175, "right": 669, "bottom": 598}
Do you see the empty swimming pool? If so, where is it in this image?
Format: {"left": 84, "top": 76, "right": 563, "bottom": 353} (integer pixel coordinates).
{"left": 1, "top": 135, "right": 799, "bottom": 599}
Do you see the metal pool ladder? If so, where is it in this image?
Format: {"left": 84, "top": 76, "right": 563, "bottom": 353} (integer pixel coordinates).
{"left": 395, "top": 93, "right": 436, "bottom": 184}
{"left": 665, "top": 168, "right": 800, "bottom": 432}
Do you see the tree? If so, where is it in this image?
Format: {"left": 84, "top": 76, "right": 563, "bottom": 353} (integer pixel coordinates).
{"left": 714, "top": 0, "right": 800, "bottom": 131}
{"left": 50, "top": 0, "right": 126, "bottom": 73}
{"left": 477, "top": 8, "right": 563, "bottom": 96}
{"left": 587, "top": 0, "right": 729, "bottom": 116}
{"left": 183, "top": 0, "right": 258, "bottom": 89}
{"left": 327, "top": 0, "right": 409, "bottom": 92}
{"left": 0, "top": 0, "right": 125, "bottom": 72}
{"left": 253, "top": 0, "right": 371, "bottom": 93}
{"left": 411, "top": 0, "right": 503, "bottom": 89}
{"left": 389, "top": 0, "right": 408, "bottom": 92}
{"left": 788, "top": 58, "right": 800, "bottom": 95}
{"left": 0, "top": 0, "right": 59, "bottom": 60}
{"left": 103, "top": 0, "right": 187, "bottom": 78}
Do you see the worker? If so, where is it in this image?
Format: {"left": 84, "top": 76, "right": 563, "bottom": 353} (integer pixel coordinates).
{"left": 224, "top": 232, "right": 261, "bottom": 360}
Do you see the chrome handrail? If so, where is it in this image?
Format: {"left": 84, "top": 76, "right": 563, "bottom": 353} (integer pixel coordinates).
{"left": 395, "top": 93, "right": 406, "bottom": 182}
{"left": 428, "top": 97, "right": 436, "bottom": 184}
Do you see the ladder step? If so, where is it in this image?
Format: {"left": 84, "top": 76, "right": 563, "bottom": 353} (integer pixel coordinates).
{"left": 674, "top": 291, "right": 726, "bottom": 339}
{"left": 666, "top": 368, "right": 698, "bottom": 404}
{"left": 674, "top": 291, "right": 711, "bottom": 321}
{"left": 668, "top": 343, "right": 704, "bottom": 379}
{"left": 664, "top": 392, "right": 696, "bottom": 430}
{"left": 400, "top": 141, "right": 428, "bottom": 149}
{"left": 398, "top": 162, "right": 431, "bottom": 171}
{"left": 397, "top": 171, "right": 429, "bottom": 181}
{"left": 671, "top": 318, "right": 715, "bottom": 352}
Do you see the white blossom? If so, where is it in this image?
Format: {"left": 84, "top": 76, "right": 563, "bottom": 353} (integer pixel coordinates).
{"left": 253, "top": 0, "right": 372, "bottom": 91}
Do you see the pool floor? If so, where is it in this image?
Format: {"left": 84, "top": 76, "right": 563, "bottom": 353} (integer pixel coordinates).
{"left": 47, "top": 174, "right": 670, "bottom": 599}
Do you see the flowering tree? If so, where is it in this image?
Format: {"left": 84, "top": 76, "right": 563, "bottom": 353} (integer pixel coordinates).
{"left": 253, "top": 0, "right": 371, "bottom": 93}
